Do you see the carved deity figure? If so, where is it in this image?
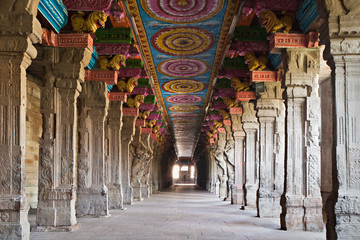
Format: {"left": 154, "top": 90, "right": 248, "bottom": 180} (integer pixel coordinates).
{"left": 130, "top": 141, "right": 151, "bottom": 184}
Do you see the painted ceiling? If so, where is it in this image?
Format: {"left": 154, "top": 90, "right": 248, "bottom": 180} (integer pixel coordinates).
{"left": 127, "top": 0, "right": 240, "bottom": 157}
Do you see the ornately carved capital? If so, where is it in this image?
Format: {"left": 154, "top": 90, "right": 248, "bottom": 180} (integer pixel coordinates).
{"left": 241, "top": 102, "right": 258, "bottom": 124}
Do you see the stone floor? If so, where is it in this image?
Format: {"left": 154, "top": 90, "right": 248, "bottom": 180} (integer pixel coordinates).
{"left": 31, "top": 185, "right": 326, "bottom": 240}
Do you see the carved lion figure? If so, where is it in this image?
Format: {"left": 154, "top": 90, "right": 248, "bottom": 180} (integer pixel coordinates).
{"left": 117, "top": 77, "right": 138, "bottom": 93}
{"left": 139, "top": 110, "right": 150, "bottom": 120}
{"left": 146, "top": 119, "right": 156, "bottom": 128}
{"left": 127, "top": 95, "right": 144, "bottom": 108}
{"left": 231, "top": 77, "right": 251, "bottom": 91}
{"left": 259, "top": 10, "right": 295, "bottom": 33}
{"left": 152, "top": 125, "right": 160, "bottom": 133}
{"left": 223, "top": 97, "right": 238, "bottom": 108}
{"left": 209, "top": 125, "right": 218, "bottom": 133}
{"left": 71, "top": 11, "right": 107, "bottom": 33}
{"left": 218, "top": 109, "right": 230, "bottom": 120}
{"left": 212, "top": 120, "right": 223, "bottom": 129}
{"left": 244, "top": 53, "right": 268, "bottom": 71}
{"left": 99, "top": 55, "right": 126, "bottom": 71}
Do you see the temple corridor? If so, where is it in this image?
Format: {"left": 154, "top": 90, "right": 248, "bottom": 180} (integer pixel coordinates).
{"left": 31, "top": 184, "right": 325, "bottom": 240}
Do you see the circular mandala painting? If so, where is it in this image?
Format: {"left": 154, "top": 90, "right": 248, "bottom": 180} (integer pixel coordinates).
{"left": 168, "top": 104, "right": 201, "bottom": 112}
{"left": 151, "top": 27, "right": 215, "bottom": 56}
{"left": 158, "top": 58, "right": 210, "bottom": 78}
{"left": 141, "top": 0, "right": 225, "bottom": 24}
{"left": 166, "top": 94, "right": 203, "bottom": 104}
{"left": 162, "top": 79, "right": 206, "bottom": 93}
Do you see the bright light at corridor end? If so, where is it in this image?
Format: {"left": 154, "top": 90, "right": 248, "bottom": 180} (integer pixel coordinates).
{"left": 172, "top": 165, "right": 180, "bottom": 179}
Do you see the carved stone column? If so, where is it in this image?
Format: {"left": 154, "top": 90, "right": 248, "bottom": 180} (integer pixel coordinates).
{"left": 130, "top": 127, "right": 143, "bottom": 201}
{"left": 105, "top": 101, "right": 123, "bottom": 209}
{"left": 324, "top": 3, "right": 360, "bottom": 238}
{"left": 36, "top": 47, "right": 92, "bottom": 229}
{"left": 280, "top": 48, "right": 323, "bottom": 231}
{"left": 224, "top": 125, "right": 235, "bottom": 201}
{"left": 214, "top": 132, "right": 228, "bottom": 199}
{"left": 140, "top": 133, "right": 153, "bottom": 198}
{"left": 207, "top": 145, "right": 217, "bottom": 193}
{"left": 241, "top": 102, "right": 259, "bottom": 209}
{"left": 230, "top": 114, "right": 245, "bottom": 206}
{"left": 76, "top": 81, "right": 109, "bottom": 217}
{"left": 121, "top": 115, "right": 137, "bottom": 205}
{"left": 256, "top": 82, "right": 285, "bottom": 217}
{"left": 0, "top": 8, "right": 41, "bottom": 240}
{"left": 151, "top": 142, "right": 161, "bottom": 193}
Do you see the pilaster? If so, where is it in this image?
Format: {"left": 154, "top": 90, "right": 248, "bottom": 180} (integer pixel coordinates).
{"left": 0, "top": 2, "right": 41, "bottom": 239}
{"left": 121, "top": 115, "right": 137, "bottom": 205}
{"left": 230, "top": 114, "right": 245, "bottom": 206}
{"left": 325, "top": 3, "right": 360, "bottom": 238}
{"left": 76, "top": 81, "right": 109, "bottom": 217}
{"left": 241, "top": 102, "right": 259, "bottom": 209}
{"left": 105, "top": 101, "right": 123, "bottom": 209}
{"left": 256, "top": 82, "right": 285, "bottom": 217}
{"left": 36, "top": 46, "right": 92, "bottom": 230}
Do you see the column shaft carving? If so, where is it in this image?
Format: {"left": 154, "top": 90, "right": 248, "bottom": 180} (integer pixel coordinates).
{"left": 121, "top": 115, "right": 137, "bottom": 205}
{"left": 224, "top": 125, "right": 235, "bottom": 201}
{"left": 256, "top": 82, "right": 285, "bottom": 217}
{"left": 35, "top": 47, "right": 91, "bottom": 230}
{"left": 76, "top": 81, "right": 109, "bottom": 217}
{"left": 105, "top": 101, "right": 123, "bottom": 209}
{"left": 151, "top": 143, "right": 161, "bottom": 193}
{"left": 214, "top": 132, "right": 228, "bottom": 199}
{"left": 242, "top": 102, "right": 259, "bottom": 209}
{"left": 140, "top": 134, "right": 153, "bottom": 198}
{"left": 230, "top": 114, "right": 245, "bottom": 206}
{"left": 324, "top": 4, "right": 360, "bottom": 237}
{"left": 207, "top": 145, "right": 217, "bottom": 194}
{"left": 129, "top": 127, "right": 143, "bottom": 201}
{"left": 280, "top": 48, "right": 323, "bottom": 231}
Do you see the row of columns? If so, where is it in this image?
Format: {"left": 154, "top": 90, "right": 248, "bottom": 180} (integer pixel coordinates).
{"left": 204, "top": 47, "right": 324, "bottom": 231}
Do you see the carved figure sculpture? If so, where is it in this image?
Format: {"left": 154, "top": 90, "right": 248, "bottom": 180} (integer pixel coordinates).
{"left": 231, "top": 77, "right": 251, "bottom": 91}
{"left": 139, "top": 110, "right": 150, "bottom": 120}
{"left": 219, "top": 109, "right": 230, "bottom": 120}
{"left": 259, "top": 10, "right": 295, "bottom": 33}
{"left": 146, "top": 119, "right": 156, "bottom": 128}
{"left": 213, "top": 120, "right": 223, "bottom": 129}
{"left": 99, "top": 55, "right": 126, "bottom": 71}
{"left": 223, "top": 97, "right": 238, "bottom": 108}
{"left": 71, "top": 11, "right": 107, "bottom": 33}
{"left": 152, "top": 125, "right": 160, "bottom": 133}
{"left": 244, "top": 53, "right": 268, "bottom": 71}
{"left": 117, "top": 77, "right": 138, "bottom": 93}
{"left": 127, "top": 95, "right": 144, "bottom": 108}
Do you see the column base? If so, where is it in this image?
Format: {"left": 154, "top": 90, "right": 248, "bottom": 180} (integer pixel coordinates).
{"left": 132, "top": 184, "right": 142, "bottom": 201}
{"left": 244, "top": 184, "right": 257, "bottom": 208}
{"left": 34, "top": 223, "right": 80, "bottom": 232}
{"left": 0, "top": 202, "right": 30, "bottom": 240}
{"left": 334, "top": 195, "right": 360, "bottom": 239}
{"left": 258, "top": 194, "right": 281, "bottom": 217}
{"left": 0, "top": 221, "right": 30, "bottom": 240}
{"left": 231, "top": 185, "right": 245, "bottom": 207}
{"left": 37, "top": 189, "right": 77, "bottom": 228}
{"left": 76, "top": 187, "right": 109, "bottom": 217}
{"left": 108, "top": 185, "right": 123, "bottom": 209}
{"left": 219, "top": 186, "right": 227, "bottom": 199}
{"left": 123, "top": 186, "right": 133, "bottom": 205}
{"left": 141, "top": 185, "right": 150, "bottom": 198}
{"left": 215, "top": 182, "right": 220, "bottom": 195}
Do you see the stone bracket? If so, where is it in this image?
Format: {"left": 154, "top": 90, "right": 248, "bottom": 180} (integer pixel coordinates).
{"left": 42, "top": 29, "right": 93, "bottom": 50}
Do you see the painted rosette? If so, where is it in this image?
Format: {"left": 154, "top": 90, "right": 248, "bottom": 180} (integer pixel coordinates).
{"left": 162, "top": 79, "right": 206, "bottom": 93}
{"left": 168, "top": 104, "right": 201, "bottom": 112}
{"left": 141, "top": 0, "right": 224, "bottom": 24}
{"left": 165, "top": 94, "right": 203, "bottom": 104}
{"left": 158, "top": 58, "right": 210, "bottom": 78}
{"left": 151, "top": 27, "right": 216, "bottom": 56}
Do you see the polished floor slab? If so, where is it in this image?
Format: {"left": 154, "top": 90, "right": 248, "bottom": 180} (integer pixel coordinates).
{"left": 31, "top": 184, "right": 326, "bottom": 240}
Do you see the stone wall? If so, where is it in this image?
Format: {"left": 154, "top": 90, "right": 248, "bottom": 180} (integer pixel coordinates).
{"left": 25, "top": 75, "right": 42, "bottom": 209}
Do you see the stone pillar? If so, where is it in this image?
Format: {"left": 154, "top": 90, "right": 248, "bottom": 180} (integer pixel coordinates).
{"left": 241, "top": 102, "right": 259, "bottom": 209}
{"left": 151, "top": 142, "right": 161, "bottom": 193}
{"left": 37, "top": 47, "right": 92, "bottom": 229}
{"left": 324, "top": 3, "right": 360, "bottom": 238}
{"left": 121, "top": 115, "right": 137, "bottom": 205}
{"left": 76, "top": 81, "right": 109, "bottom": 217}
{"left": 130, "top": 127, "right": 143, "bottom": 201}
{"left": 0, "top": 3, "right": 41, "bottom": 238}
{"left": 209, "top": 144, "right": 220, "bottom": 195}
{"left": 105, "top": 101, "right": 123, "bottom": 209}
{"left": 230, "top": 114, "right": 245, "bottom": 207}
{"left": 256, "top": 82, "right": 285, "bottom": 217}
{"left": 223, "top": 124, "right": 235, "bottom": 201}
{"left": 214, "top": 132, "right": 228, "bottom": 199}
{"left": 280, "top": 48, "right": 323, "bottom": 231}
{"left": 141, "top": 133, "right": 153, "bottom": 198}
